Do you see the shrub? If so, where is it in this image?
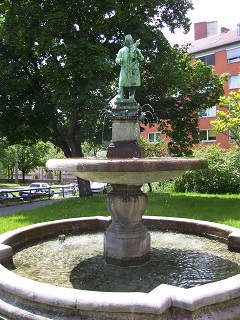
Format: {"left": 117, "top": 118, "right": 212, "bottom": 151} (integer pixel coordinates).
{"left": 174, "top": 144, "right": 240, "bottom": 194}
{"left": 140, "top": 137, "right": 170, "bottom": 157}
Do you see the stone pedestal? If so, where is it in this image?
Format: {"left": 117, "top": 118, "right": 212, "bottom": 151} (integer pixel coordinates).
{"left": 111, "top": 98, "right": 139, "bottom": 118}
{"left": 104, "top": 184, "right": 150, "bottom": 266}
{"left": 111, "top": 118, "right": 141, "bottom": 143}
{"left": 107, "top": 98, "right": 144, "bottom": 158}
{"left": 107, "top": 140, "right": 144, "bottom": 158}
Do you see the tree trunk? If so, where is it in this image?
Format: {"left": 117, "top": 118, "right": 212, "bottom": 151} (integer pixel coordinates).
{"left": 148, "top": 183, "right": 152, "bottom": 192}
{"left": 77, "top": 177, "right": 92, "bottom": 197}
{"left": 50, "top": 113, "right": 93, "bottom": 197}
{"left": 22, "top": 170, "right": 26, "bottom": 184}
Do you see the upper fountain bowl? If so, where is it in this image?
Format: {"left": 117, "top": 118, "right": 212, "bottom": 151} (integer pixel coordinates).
{"left": 46, "top": 157, "right": 207, "bottom": 185}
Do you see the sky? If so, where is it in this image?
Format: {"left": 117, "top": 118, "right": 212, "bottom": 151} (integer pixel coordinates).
{"left": 162, "top": 0, "right": 240, "bottom": 45}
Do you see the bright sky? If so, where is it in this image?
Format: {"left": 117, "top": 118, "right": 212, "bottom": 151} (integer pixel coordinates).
{"left": 163, "top": 0, "right": 240, "bottom": 45}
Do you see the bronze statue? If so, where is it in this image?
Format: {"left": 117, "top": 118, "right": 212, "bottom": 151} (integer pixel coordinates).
{"left": 116, "top": 35, "right": 144, "bottom": 100}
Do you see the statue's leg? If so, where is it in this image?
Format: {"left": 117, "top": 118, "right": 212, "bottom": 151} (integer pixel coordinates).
{"left": 122, "top": 87, "right": 129, "bottom": 99}
{"left": 118, "top": 86, "right": 124, "bottom": 99}
{"left": 129, "top": 87, "right": 136, "bottom": 99}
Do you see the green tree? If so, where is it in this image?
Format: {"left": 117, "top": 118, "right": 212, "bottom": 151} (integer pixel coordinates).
{"left": 0, "top": 138, "right": 16, "bottom": 179}
{"left": 211, "top": 89, "right": 240, "bottom": 147}
{"left": 0, "top": 1, "right": 225, "bottom": 191}
{"left": 5, "top": 141, "right": 51, "bottom": 183}
{"left": 147, "top": 58, "right": 226, "bottom": 156}
{"left": 0, "top": 140, "right": 64, "bottom": 181}
{"left": 17, "top": 141, "right": 51, "bottom": 183}
{"left": 45, "top": 143, "right": 65, "bottom": 183}
{"left": 45, "top": 143, "right": 65, "bottom": 160}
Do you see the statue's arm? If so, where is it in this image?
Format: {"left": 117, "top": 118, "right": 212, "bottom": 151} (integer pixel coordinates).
{"left": 136, "top": 49, "right": 144, "bottom": 62}
{"left": 116, "top": 50, "right": 123, "bottom": 65}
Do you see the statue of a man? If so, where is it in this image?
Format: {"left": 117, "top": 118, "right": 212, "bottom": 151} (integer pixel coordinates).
{"left": 116, "top": 34, "right": 144, "bottom": 100}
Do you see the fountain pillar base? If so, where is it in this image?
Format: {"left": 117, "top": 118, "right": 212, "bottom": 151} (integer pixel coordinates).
{"left": 107, "top": 140, "right": 144, "bottom": 158}
{"left": 104, "top": 184, "right": 150, "bottom": 266}
{"left": 104, "top": 222, "right": 150, "bottom": 266}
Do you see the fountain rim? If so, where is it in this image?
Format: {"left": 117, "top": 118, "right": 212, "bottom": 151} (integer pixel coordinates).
{"left": 46, "top": 157, "right": 208, "bottom": 184}
{"left": 0, "top": 216, "right": 240, "bottom": 317}
{"left": 46, "top": 157, "right": 207, "bottom": 172}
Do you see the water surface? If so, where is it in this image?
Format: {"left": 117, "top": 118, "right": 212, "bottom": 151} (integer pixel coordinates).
{"left": 12, "top": 230, "right": 240, "bottom": 292}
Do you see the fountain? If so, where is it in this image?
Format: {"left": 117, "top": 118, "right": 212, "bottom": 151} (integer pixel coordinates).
{"left": 0, "top": 34, "right": 240, "bottom": 319}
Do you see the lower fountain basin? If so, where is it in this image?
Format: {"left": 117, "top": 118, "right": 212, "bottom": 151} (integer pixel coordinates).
{"left": 1, "top": 216, "right": 240, "bottom": 320}
{"left": 46, "top": 157, "right": 207, "bottom": 184}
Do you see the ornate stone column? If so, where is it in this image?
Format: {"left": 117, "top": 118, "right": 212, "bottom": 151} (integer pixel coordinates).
{"left": 104, "top": 184, "right": 150, "bottom": 266}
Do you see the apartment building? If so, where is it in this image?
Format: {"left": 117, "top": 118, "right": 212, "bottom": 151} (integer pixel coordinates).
{"left": 142, "top": 21, "right": 240, "bottom": 149}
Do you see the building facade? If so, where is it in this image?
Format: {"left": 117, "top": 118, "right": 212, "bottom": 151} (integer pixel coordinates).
{"left": 142, "top": 21, "right": 240, "bottom": 149}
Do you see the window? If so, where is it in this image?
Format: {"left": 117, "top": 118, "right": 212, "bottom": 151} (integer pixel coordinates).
{"left": 229, "top": 75, "right": 240, "bottom": 89}
{"left": 199, "top": 129, "right": 216, "bottom": 142}
{"left": 148, "top": 132, "right": 161, "bottom": 142}
{"left": 199, "top": 106, "right": 216, "bottom": 118}
{"left": 199, "top": 54, "right": 215, "bottom": 66}
{"left": 227, "top": 47, "right": 240, "bottom": 63}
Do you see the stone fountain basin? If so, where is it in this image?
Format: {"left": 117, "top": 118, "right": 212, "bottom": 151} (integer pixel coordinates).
{"left": 46, "top": 157, "right": 207, "bottom": 184}
{"left": 0, "top": 216, "right": 240, "bottom": 320}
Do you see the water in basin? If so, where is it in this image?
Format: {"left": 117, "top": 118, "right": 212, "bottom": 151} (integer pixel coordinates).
{"left": 11, "top": 230, "right": 240, "bottom": 292}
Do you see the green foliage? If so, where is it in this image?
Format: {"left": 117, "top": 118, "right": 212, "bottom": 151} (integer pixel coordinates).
{"left": 0, "top": 138, "right": 16, "bottom": 178}
{"left": 80, "top": 140, "right": 110, "bottom": 157}
{"left": 140, "top": 136, "right": 170, "bottom": 157}
{"left": 211, "top": 88, "right": 240, "bottom": 146}
{"left": 45, "top": 143, "right": 65, "bottom": 159}
{"left": 0, "top": 140, "right": 56, "bottom": 181}
{"left": 174, "top": 144, "right": 240, "bottom": 194}
{"left": 15, "top": 141, "right": 51, "bottom": 182}
{"left": 157, "top": 60, "right": 226, "bottom": 156}
{"left": 139, "top": 52, "right": 225, "bottom": 156}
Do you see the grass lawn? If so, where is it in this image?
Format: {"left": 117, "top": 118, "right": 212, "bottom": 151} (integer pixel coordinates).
{"left": 0, "top": 192, "right": 239, "bottom": 234}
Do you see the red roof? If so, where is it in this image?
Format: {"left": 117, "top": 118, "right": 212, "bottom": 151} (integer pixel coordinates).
{"left": 187, "top": 29, "right": 240, "bottom": 54}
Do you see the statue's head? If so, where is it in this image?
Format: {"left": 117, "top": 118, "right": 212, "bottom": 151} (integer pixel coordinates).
{"left": 124, "top": 34, "right": 134, "bottom": 47}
